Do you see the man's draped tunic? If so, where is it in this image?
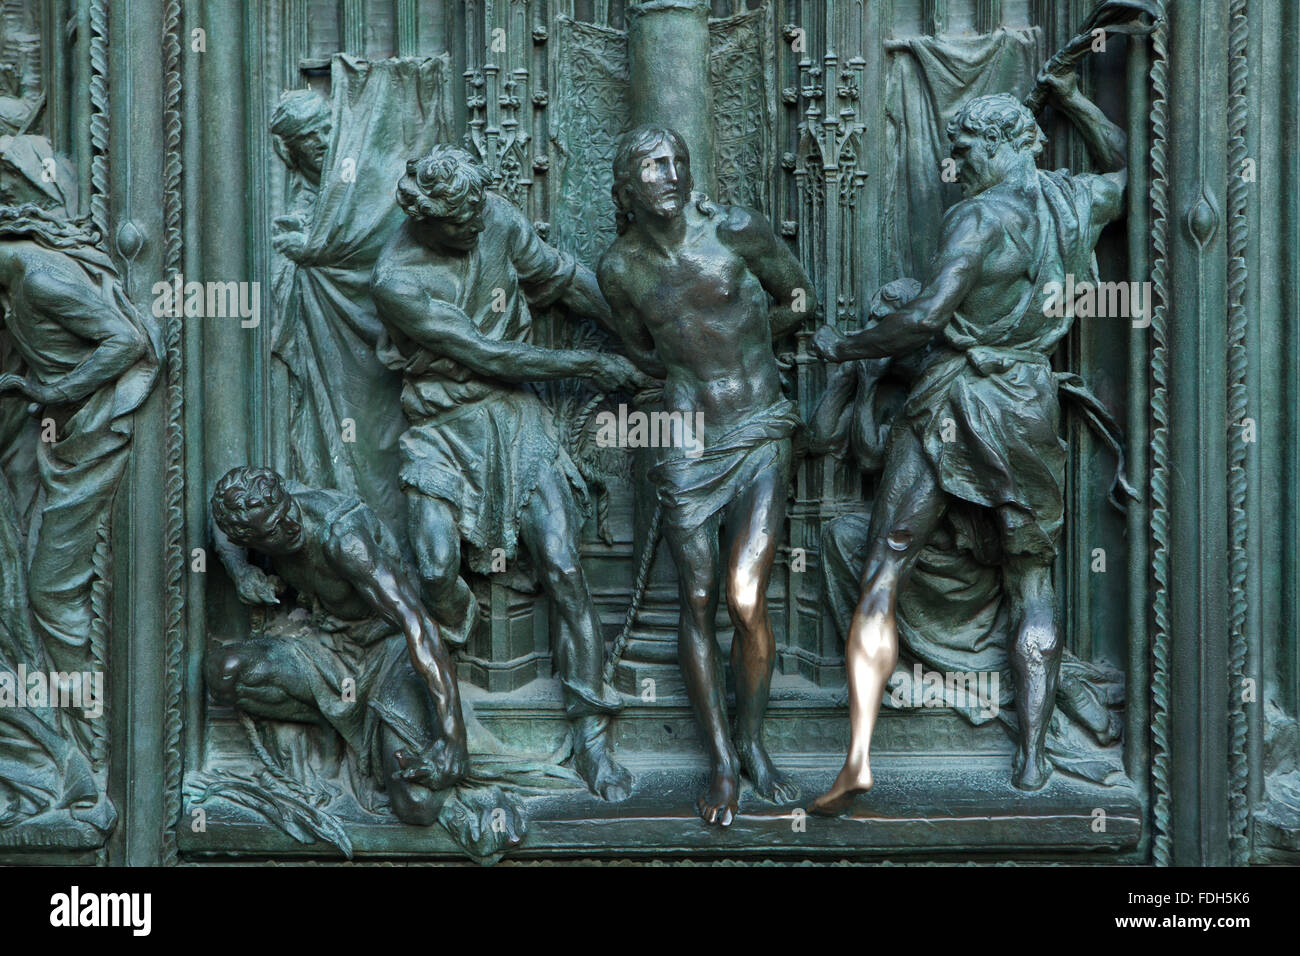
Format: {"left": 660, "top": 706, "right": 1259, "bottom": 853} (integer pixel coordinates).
{"left": 904, "top": 168, "right": 1098, "bottom": 558}
{"left": 375, "top": 195, "right": 589, "bottom": 575}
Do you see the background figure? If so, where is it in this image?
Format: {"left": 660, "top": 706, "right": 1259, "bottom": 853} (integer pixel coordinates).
{"left": 0, "top": 454, "right": 108, "bottom": 831}
{"left": 268, "top": 59, "right": 453, "bottom": 545}
{"left": 0, "top": 138, "right": 160, "bottom": 685}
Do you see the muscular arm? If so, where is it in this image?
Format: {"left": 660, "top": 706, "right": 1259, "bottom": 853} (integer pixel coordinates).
{"left": 327, "top": 522, "right": 466, "bottom": 755}
{"left": 833, "top": 208, "right": 993, "bottom": 360}
{"left": 562, "top": 262, "right": 667, "bottom": 379}
{"left": 594, "top": 255, "right": 667, "bottom": 379}
{"left": 21, "top": 267, "right": 149, "bottom": 402}
{"left": 371, "top": 265, "right": 603, "bottom": 384}
{"left": 723, "top": 207, "right": 817, "bottom": 339}
{"left": 1048, "top": 79, "right": 1127, "bottom": 223}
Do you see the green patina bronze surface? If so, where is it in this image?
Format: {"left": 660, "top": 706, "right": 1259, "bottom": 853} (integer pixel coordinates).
{"left": 0, "top": 0, "right": 1293, "bottom": 867}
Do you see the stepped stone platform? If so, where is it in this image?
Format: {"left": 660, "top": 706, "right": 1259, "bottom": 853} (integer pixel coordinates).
{"left": 183, "top": 676, "right": 1142, "bottom": 862}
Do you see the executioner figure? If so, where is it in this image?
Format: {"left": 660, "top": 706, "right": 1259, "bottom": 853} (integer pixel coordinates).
{"left": 809, "top": 70, "right": 1128, "bottom": 811}
{"left": 598, "top": 126, "right": 816, "bottom": 826}
{"left": 370, "top": 145, "right": 649, "bottom": 802}
{"left": 208, "top": 466, "right": 467, "bottom": 824}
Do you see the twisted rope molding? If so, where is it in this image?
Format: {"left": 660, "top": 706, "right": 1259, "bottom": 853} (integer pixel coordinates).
{"left": 160, "top": 0, "right": 186, "bottom": 866}
{"left": 1147, "top": 1, "right": 1172, "bottom": 867}
{"left": 1225, "top": 0, "right": 1251, "bottom": 866}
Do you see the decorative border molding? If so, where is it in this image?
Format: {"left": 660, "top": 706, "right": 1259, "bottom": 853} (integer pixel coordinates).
{"left": 160, "top": 0, "right": 185, "bottom": 867}
{"left": 144, "top": 0, "right": 1180, "bottom": 866}
{"left": 84, "top": 1, "right": 112, "bottom": 845}
{"left": 1147, "top": 1, "right": 1172, "bottom": 867}
{"left": 88, "top": 0, "right": 109, "bottom": 237}
{"left": 1225, "top": 0, "right": 1250, "bottom": 866}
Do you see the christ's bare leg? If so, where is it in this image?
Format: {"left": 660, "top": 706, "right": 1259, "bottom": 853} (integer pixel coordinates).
{"left": 666, "top": 517, "right": 741, "bottom": 825}
{"left": 722, "top": 462, "right": 798, "bottom": 804}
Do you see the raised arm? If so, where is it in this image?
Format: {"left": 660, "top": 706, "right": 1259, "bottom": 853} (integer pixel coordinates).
{"left": 722, "top": 207, "right": 817, "bottom": 339}
{"left": 1040, "top": 70, "right": 1126, "bottom": 223}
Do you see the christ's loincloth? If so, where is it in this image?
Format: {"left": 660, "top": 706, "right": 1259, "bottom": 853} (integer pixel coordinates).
{"left": 648, "top": 398, "right": 801, "bottom": 539}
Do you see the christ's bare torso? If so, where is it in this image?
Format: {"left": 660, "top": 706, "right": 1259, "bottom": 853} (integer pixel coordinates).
{"left": 603, "top": 204, "right": 782, "bottom": 431}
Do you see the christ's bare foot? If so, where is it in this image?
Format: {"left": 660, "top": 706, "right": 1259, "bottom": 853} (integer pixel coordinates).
{"left": 809, "top": 761, "right": 873, "bottom": 816}
{"left": 698, "top": 761, "right": 739, "bottom": 826}
{"left": 736, "top": 735, "right": 799, "bottom": 804}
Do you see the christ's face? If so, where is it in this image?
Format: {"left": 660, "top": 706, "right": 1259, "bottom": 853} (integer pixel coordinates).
{"left": 630, "top": 139, "right": 689, "bottom": 219}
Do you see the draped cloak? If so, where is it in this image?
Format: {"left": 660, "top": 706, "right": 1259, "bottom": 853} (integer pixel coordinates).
{"left": 0, "top": 237, "right": 160, "bottom": 674}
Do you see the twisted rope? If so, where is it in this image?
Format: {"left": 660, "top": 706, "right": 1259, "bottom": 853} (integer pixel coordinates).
{"left": 603, "top": 502, "right": 663, "bottom": 686}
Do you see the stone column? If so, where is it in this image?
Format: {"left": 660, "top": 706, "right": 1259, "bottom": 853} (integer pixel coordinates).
{"left": 613, "top": 1, "right": 722, "bottom": 699}
{"left": 626, "top": 0, "right": 715, "bottom": 196}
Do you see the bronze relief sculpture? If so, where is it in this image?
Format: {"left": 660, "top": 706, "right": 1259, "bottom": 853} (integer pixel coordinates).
{"left": 6, "top": 0, "right": 1291, "bottom": 872}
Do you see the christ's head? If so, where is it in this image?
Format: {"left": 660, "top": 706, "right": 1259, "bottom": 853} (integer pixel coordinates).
{"left": 612, "top": 125, "right": 693, "bottom": 233}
